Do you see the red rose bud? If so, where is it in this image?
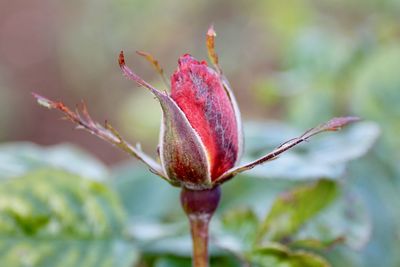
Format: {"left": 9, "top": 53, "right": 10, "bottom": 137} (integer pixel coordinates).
{"left": 170, "top": 55, "right": 240, "bottom": 181}
{"left": 34, "top": 26, "right": 359, "bottom": 191}
{"left": 118, "top": 50, "right": 243, "bottom": 189}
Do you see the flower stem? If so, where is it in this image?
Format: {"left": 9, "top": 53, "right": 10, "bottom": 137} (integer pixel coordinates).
{"left": 181, "top": 186, "right": 221, "bottom": 267}
{"left": 189, "top": 213, "right": 211, "bottom": 267}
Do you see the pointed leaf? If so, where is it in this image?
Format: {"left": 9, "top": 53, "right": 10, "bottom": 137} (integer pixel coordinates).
{"left": 292, "top": 190, "right": 371, "bottom": 250}
{"left": 257, "top": 180, "right": 338, "bottom": 243}
{"left": 219, "top": 208, "right": 260, "bottom": 252}
{"left": 250, "top": 243, "right": 330, "bottom": 267}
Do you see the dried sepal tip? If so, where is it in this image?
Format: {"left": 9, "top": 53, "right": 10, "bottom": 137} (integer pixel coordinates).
{"left": 206, "top": 24, "right": 221, "bottom": 74}
{"left": 118, "top": 50, "right": 126, "bottom": 67}
{"left": 33, "top": 93, "right": 54, "bottom": 109}
{"left": 136, "top": 51, "right": 164, "bottom": 75}
{"left": 304, "top": 116, "right": 361, "bottom": 139}
{"left": 136, "top": 50, "right": 169, "bottom": 88}
{"left": 320, "top": 116, "right": 361, "bottom": 132}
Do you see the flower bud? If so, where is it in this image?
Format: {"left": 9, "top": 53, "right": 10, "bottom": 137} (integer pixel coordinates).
{"left": 162, "top": 55, "right": 240, "bottom": 186}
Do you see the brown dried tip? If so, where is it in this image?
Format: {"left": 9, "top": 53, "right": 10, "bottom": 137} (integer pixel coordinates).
{"left": 32, "top": 93, "right": 56, "bottom": 109}
{"left": 136, "top": 50, "right": 163, "bottom": 73}
{"left": 322, "top": 116, "right": 361, "bottom": 131}
{"left": 118, "top": 51, "right": 125, "bottom": 67}
{"left": 136, "top": 50, "right": 169, "bottom": 87}
{"left": 32, "top": 93, "right": 71, "bottom": 115}
{"left": 207, "top": 25, "right": 216, "bottom": 37}
{"left": 206, "top": 24, "right": 221, "bottom": 73}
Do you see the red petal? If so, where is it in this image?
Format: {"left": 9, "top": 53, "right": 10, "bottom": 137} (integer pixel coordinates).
{"left": 119, "top": 52, "right": 211, "bottom": 187}
{"left": 171, "top": 54, "right": 239, "bottom": 180}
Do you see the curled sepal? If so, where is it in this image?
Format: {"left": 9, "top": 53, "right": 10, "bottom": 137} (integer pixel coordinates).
{"left": 32, "top": 93, "right": 168, "bottom": 181}
{"left": 215, "top": 116, "right": 360, "bottom": 185}
{"left": 206, "top": 25, "right": 222, "bottom": 74}
{"left": 119, "top": 52, "right": 212, "bottom": 189}
{"left": 136, "top": 50, "right": 169, "bottom": 88}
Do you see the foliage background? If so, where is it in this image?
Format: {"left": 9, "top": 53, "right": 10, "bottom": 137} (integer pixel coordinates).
{"left": 0, "top": 0, "right": 399, "bottom": 266}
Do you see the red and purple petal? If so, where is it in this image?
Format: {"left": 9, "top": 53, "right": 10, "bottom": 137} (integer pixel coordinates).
{"left": 119, "top": 52, "right": 211, "bottom": 187}
{"left": 171, "top": 55, "right": 239, "bottom": 180}
{"left": 159, "top": 93, "right": 212, "bottom": 188}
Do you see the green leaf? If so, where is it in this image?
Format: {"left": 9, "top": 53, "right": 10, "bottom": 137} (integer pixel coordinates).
{"left": 242, "top": 121, "right": 379, "bottom": 180}
{"left": 257, "top": 180, "right": 338, "bottom": 243}
{"left": 292, "top": 190, "right": 371, "bottom": 250}
{"left": 250, "top": 243, "right": 330, "bottom": 267}
{"left": 0, "top": 142, "right": 109, "bottom": 180}
{"left": 111, "top": 163, "right": 194, "bottom": 257}
{"left": 153, "top": 256, "right": 191, "bottom": 267}
{"left": 219, "top": 208, "right": 260, "bottom": 252}
{"left": 144, "top": 254, "right": 241, "bottom": 267}
{"left": 0, "top": 168, "right": 137, "bottom": 267}
{"left": 351, "top": 44, "right": 400, "bottom": 164}
{"left": 110, "top": 163, "right": 182, "bottom": 221}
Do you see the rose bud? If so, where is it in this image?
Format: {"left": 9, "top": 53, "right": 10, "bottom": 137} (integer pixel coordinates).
{"left": 33, "top": 26, "right": 359, "bottom": 190}
{"left": 34, "top": 26, "right": 360, "bottom": 267}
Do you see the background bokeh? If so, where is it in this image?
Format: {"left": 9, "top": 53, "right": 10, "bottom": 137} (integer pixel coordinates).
{"left": 1, "top": 0, "right": 400, "bottom": 266}
{"left": 1, "top": 0, "right": 399, "bottom": 163}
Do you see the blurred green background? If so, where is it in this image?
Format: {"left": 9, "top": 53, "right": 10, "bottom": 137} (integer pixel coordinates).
{"left": 0, "top": 0, "right": 399, "bottom": 266}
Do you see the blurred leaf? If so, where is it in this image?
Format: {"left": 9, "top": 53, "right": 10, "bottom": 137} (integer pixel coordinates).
{"left": 111, "top": 163, "right": 191, "bottom": 256}
{"left": 281, "top": 28, "right": 361, "bottom": 126}
{"left": 260, "top": 0, "right": 313, "bottom": 44}
{"left": 351, "top": 44, "right": 400, "bottom": 162}
{"left": 146, "top": 254, "right": 241, "bottom": 267}
{"left": 219, "top": 208, "right": 259, "bottom": 252}
{"left": 337, "top": 152, "right": 400, "bottom": 267}
{"left": 250, "top": 243, "right": 330, "bottom": 267}
{"left": 110, "top": 163, "right": 181, "bottom": 221}
{"left": 153, "top": 256, "right": 191, "bottom": 267}
{"left": 0, "top": 168, "right": 137, "bottom": 267}
{"left": 292, "top": 191, "right": 371, "bottom": 250}
{"left": 139, "top": 234, "right": 225, "bottom": 258}
{"left": 0, "top": 142, "right": 108, "bottom": 181}
{"left": 243, "top": 121, "right": 379, "bottom": 181}
{"left": 257, "top": 180, "right": 338, "bottom": 243}
{"left": 140, "top": 235, "right": 192, "bottom": 256}
{"left": 323, "top": 246, "right": 363, "bottom": 267}
{"left": 286, "top": 28, "right": 355, "bottom": 77}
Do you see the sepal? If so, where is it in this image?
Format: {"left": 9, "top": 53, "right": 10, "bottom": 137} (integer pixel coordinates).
{"left": 119, "top": 52, "right": 212, "bottom": 189}
{"left": 214, "top": 117, "right": 360, "bottom": 185}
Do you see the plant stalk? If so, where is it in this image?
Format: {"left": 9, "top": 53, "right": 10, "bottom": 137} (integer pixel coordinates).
{"left": 181, "top": 186, "right": 221, "bottom": 267}
{"left": 189, "top": 213, "right": 211, "bottom": 267}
